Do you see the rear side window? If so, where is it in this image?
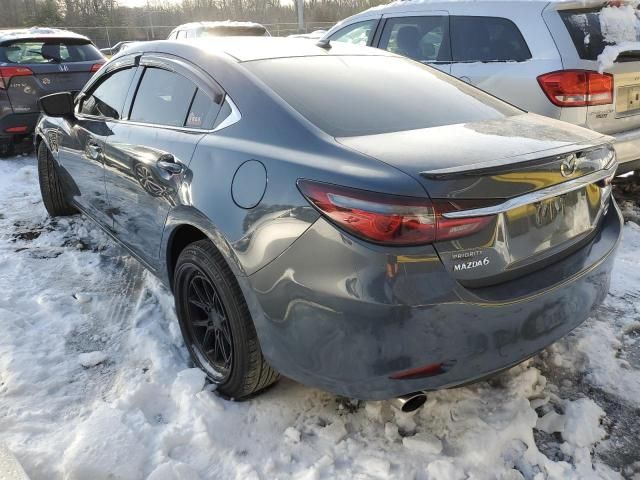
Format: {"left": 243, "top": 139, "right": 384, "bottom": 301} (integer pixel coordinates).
{"left": 0, "top": 40, "right": 102, "bottom": 64}
{"left": 246, "top": 55, "right": 520, "bottom": 137}
{"left": 379, "top": 16, "right": 451, "bottom": 63}
{"left": 185, "top": 89, "right": 223, "bottom": 129}
{"left": 559, "top": 8, "right": 611, "bottom": 61}
{"left": 80, "top": 67, "right": 136, "bottom": 119}
{"left": 451, "top": 16, "right": 531, "bottom": 62}
{"left": 130, "top": 68, "right": 197, "bottom": 127}
{"left": 329, "top": 20, "right": 378, "bottom": 46}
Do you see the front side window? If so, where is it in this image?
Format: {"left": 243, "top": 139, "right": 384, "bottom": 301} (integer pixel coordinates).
{"left": 379, "top": 16, "right": 451, "bottom": 63}
{"left": 329, "top": 20, "right": 378, "bottom": 46}
{"left": 79, "top": 67, "right": 136, "bottom": 119}
{"left": 129, "top": 68, "right": 197, "bottom": 127}
{"left": 451, "top": 16, "right": 531, "bottom": 62}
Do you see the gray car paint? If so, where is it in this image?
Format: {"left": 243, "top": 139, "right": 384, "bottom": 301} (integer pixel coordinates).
{"left": 35, "top": 38, "right": 622, "bottom": 400}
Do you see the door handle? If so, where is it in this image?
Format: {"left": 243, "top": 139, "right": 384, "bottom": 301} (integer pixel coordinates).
{"left": 87, "top": 143, "right": 102, "bottom": 160}
{"left": 156, "top": 154, "right": 184, "bottom": 175}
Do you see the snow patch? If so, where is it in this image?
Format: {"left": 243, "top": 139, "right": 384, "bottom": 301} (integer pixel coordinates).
{"left": 78, "top": 351, "right": 107, "bottom": 367}
{"left": 563, "top": 398, "right": 606, "bottom": 448}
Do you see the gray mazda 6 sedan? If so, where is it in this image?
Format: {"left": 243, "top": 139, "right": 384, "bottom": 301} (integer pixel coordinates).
{"left": 35, "top": 37, "right": 622, "bottom": 402}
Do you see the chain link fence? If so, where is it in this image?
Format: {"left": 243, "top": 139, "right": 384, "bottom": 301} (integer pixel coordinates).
{"left": 54, "top": 22, "right": 336, "bottom": 49}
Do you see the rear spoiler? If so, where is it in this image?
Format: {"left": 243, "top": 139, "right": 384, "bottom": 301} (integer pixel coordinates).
{"left": 547, "top": 0, "right": 608, "bottom": 10}
{"left": 420, "top": 139, "right": 613, "bottom": 179}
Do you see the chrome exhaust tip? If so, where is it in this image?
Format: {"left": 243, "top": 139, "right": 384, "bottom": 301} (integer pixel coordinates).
{"left": 391, "top": 392, "right": 427, "bottom": 413}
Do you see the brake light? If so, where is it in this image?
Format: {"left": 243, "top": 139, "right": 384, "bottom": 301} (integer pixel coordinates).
{"left": 297, "top": 179, "right": 493, "bottom": 246}
{"left": 537, "top": 70, "right": 613, "bottom": 107}
{"left": 90, "top": 63, "right": 105, "bottom": 73}
{"left": 0, "top": 66, "right": 33, "bottom": 89}
{"left": 5, "top": 126, "right": 28, "bottom": 133}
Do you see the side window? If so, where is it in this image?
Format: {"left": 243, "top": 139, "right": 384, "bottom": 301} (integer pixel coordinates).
{"left": 379, "top": 16, "right": 451, "bottom": 63}
{"left": 185, "top": 89, "right": 223, "bottom": 129}
{"left": 176, "top": 30, "right": 187, "bottom": 40}
{"left": 329, "top": 20, "right": 378, "bottom": 46}
{"left": 129, "top": 68, "right": 197, "bottom": 127}
{"left": 79, "top": 67, "right": 136, "bottom": 119}
{"left": 451, "top": 16, "right": 531, "bottom": 62}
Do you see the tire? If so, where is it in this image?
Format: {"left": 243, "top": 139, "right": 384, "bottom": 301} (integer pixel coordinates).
{"left": 37, "top": 141, "right": 77, "bottom": 217}
{"left": 174, "top": 239, "right": 279, "bottom": 399}
{"left": 0, "top": 140, "right": 14, "bottom": 158}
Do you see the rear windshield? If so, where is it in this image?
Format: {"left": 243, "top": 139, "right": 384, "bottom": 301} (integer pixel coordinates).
{"left": 201, "top": 26, "right": 267, "bottom": 37}
{"left": 245, "top": 55, "right": 520, "bottom": 137}
{"left": 559, "top": 7, "right": 631, "bottom": 61}
{"left": 0, "top": 40, "right": 102, "bottom": 64}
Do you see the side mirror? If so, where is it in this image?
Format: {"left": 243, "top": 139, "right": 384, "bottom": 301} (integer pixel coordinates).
{"left": 39, "top": 92, "right": 75, "bottom": 118}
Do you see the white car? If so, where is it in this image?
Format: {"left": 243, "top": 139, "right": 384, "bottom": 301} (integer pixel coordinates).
{"left": 167, "top": 21, "right": 269, "bottom": 40}
{"left": 322, "top": 0, "right": 640, "bottom": 173}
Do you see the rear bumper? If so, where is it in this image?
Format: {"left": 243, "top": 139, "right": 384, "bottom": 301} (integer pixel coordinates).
{"left": 0, "top": 113, "right": 40, "bottom": 139}
{"left": 244, "top": 201, "right": 622, "bottom": 400}
{"left": 612, "top": 127, "right": 640, "bottom": 174}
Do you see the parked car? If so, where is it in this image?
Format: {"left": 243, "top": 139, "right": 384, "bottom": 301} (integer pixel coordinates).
{"left": 100, "top": 41, "right": 137, "bottom": 58}
{"left": 35, "top": 37, "right": 621, "bottom": 404}
{"left": 167, "top": 21, "right": 269, "bottom": 40}
{"left": 322, "top": 0, "right": 640, "bottom": 174}
{"left": 0, "top": 28, "right": 105, "bottom": 157}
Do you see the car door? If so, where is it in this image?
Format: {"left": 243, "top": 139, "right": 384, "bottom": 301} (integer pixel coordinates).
{"left": 102, "top": 56, "right": 224, "bottom": 269}
{"left": 449, "top": 16, "right": 533, "bottom": 102}
{"left": 60, "top": 63, "right": 137, "bottom": 227}
{"left": 375, "top": 12, "right": 452, "bottom": 74}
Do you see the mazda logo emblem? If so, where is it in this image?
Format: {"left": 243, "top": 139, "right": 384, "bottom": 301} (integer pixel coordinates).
{"left": 560, "top": 155, "right": 578, "bottom": 178}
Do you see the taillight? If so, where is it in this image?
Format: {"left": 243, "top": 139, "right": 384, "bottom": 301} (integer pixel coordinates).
{"left": 0, "top": 66, "right": 33, "bottom": 89}
{"left": 537, "top": 70, "right": 613, "bottom": 107}
{"left": 90, "top": 63, "right": 105, "bottom": 73}
{"left": 297, "top": 179, "right": 493, "bottom": 246}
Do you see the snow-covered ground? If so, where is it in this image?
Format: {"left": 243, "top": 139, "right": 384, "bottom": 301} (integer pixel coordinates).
{"left": 0, "top": 154, "right": 639, "bottom": 480}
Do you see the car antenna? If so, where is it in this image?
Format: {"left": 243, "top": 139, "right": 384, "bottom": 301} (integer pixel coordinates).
{"left": 316, "top": 38, "right": 331, "bottom": 50}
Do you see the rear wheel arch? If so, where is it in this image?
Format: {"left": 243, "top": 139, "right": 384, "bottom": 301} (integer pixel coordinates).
{"left": 164, "top": 218, "right": 245, "bottom": 290}
{"left": 166, "top": 224, "right": 208, "bottom": 289}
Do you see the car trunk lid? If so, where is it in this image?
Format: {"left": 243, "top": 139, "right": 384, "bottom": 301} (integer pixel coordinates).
{"left": 337, "top": 113, "right": 616, "bottom": 286}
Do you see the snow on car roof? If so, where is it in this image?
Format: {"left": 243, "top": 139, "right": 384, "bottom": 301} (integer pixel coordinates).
{"left": 0, "top": 27, "right": 89, "bottom": 44}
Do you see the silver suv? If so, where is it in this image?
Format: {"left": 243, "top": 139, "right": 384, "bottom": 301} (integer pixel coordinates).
{"left": 323, "top": 0, "right": 640, "bottom": 173}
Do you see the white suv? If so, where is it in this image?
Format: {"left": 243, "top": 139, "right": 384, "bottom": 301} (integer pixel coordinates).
{"left": 322, "top": 0, "right": 640, "bottom": 173}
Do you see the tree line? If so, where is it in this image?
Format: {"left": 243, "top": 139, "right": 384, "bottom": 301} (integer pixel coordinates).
{"left": 1, "top": 0, "right": 388, "bottom": 46}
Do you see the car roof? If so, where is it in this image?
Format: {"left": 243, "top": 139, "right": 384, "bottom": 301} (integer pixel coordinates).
{"left": 131, "top": 37, "right": 395, "bottom": 63}
{"left": 0, "top": 27, "right": 90, "bottom": 45}
{"left": 354, "top": 0, "right": 607, "bottom": 16}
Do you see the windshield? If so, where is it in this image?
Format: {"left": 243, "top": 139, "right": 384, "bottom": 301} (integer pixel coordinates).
{"left": 0, "top": 40, "right": 102, "bottom": 64}
{"left": 245, "top": 55, "right": 520, "bottom": 137}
